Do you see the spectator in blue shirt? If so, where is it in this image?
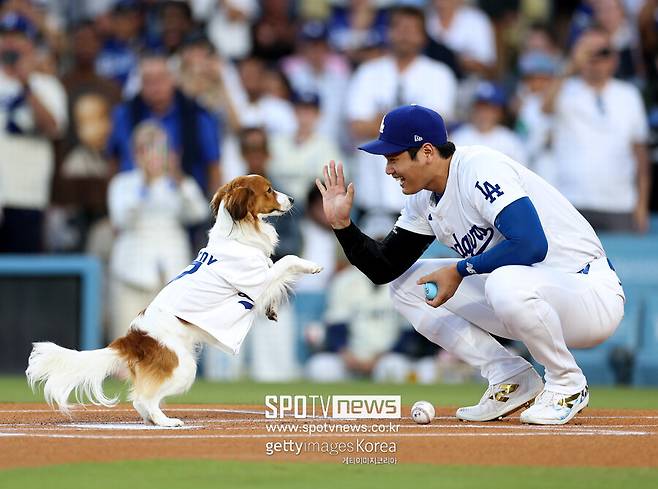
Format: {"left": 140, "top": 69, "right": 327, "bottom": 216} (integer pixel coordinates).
{"left": 95, "top": 1, "right": 144, "bottom": 87}
{"left": 106, "top": 53, "right": 221, "bottom": 195}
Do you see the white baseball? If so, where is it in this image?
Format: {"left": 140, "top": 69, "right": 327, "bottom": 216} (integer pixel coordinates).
{"left": 411, "top": 400, "right": 435, "bottom": 424}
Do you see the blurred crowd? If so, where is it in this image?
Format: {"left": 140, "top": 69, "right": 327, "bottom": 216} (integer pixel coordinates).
{"left": 0, "top": 0, "right": 657, "bottom": 382}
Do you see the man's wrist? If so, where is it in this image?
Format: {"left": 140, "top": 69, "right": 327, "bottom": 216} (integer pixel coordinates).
{"left": 331, "top": 219, "right": 351, "bottom": 230}
{"left": 456, "top": 260, "right": 471, "bottom": 277}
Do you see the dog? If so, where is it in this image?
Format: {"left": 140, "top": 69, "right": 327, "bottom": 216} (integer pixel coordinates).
{"left": 26, "top": 175, "right": 322, "bottom": 427}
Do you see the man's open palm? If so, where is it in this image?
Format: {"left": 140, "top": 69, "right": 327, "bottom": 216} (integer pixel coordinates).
{"left": 316, "top": 160, "right": 354, "bottom": 229}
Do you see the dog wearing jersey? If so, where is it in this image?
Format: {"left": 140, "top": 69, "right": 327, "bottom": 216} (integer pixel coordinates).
{"left": 26, "top": 175, "right": 322, "bottom": 427}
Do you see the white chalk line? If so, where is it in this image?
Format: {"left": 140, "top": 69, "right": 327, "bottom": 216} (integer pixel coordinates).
{"left": 2, "top": 408, "right": 658, "bottom": 421}
{"left": 0, "top": 418, "right": 403, "bottom": 426}
{"left": 0, "top": 408, "right": 264, "bottom": 415}
{"left": 220, "top": 423, "right": 658, "bottom": 430}
{"left": 0, "top": 430, "right": 651, "bottom": 440}
{"left": 63, "top": 423, "right": 205, "bottom": 430}
{"left": 0, "top": 423, "right": 658, "bottom": 436}
{"left": 0, "top": 423, "right": 656, "bottom": 434}
{"left": 1, "top": 419, "right": 655, "bottom": 438}
{"left": 3, "top": 418, "right": 658, "bottom": 430}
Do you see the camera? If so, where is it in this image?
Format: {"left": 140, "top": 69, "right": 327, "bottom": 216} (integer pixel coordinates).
{"left": 0, "top": 49, "right": 21, "bottom": 66}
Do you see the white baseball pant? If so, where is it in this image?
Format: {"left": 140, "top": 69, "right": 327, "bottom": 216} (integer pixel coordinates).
{"left": 389, "top": 257, "right": 625, "bottom": 394}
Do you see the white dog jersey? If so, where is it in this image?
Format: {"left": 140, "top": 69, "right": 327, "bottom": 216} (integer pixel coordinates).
{"left": 395, "top": 145, "right": 605, "bottom": 273}
{"left": 150, "top": 235, "right": 271, "bottom": 354}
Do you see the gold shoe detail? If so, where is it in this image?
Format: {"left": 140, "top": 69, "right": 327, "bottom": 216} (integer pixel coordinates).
{"left": 488, "top": 383, "right": 519, "bottom": 402}
{"left": 557, "top": 386, "right": 588, "bottom": 408}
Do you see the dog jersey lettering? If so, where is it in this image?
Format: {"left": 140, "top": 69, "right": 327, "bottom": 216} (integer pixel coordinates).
{"left": 150, "top": 236, "right": 270, "bottom": 354}
{"left": 169, "top": 250, "right": 219, "bottom": 283}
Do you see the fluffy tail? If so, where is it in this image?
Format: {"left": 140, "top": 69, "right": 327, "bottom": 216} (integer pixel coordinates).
{"left": 26, "top": 342, "right": 124, "bottom": 412}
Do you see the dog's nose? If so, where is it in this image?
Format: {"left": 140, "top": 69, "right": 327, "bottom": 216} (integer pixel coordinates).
{"left": 288, "top": 196, "right": 294, "bottom": 205}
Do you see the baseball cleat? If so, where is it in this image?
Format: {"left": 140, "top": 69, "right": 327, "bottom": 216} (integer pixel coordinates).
{"left": 520, "top": 386, "right": 589, "bottom": 425}
{"left": 456, "top": 367, "right": 543, "bottom": 422}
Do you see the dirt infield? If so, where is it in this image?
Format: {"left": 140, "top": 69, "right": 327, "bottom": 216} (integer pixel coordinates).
{"left": 1, "top": 403, "right": 657, "bottom": 469}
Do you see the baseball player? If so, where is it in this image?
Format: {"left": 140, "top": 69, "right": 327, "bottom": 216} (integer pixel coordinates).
{"left": 316, "top": 105, "right": 625, "bottom": 425}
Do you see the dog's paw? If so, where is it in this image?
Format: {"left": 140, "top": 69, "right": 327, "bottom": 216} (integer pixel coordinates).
{"left": 300, "top": 260, "right": 323, "bottom": 274}
{"left": 266, "top": 307, "right": 278, "bottom": 322}
{"left": 153, "top": 417, "right": 184, "bottom": 427}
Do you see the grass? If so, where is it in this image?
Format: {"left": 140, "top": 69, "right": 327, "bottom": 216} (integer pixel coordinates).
{"left": 0, "top": 460, "right": 657, "bottom": 489}
{"left": 2, "top": 375, "right": 657, "bottom": 408}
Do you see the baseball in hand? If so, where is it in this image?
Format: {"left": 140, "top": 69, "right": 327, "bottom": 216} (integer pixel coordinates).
{"left": 424, "top": 282, "right": 438, "bottom": 301}
{"left": 411, "top": 400, "right": 435, "bottom": 424}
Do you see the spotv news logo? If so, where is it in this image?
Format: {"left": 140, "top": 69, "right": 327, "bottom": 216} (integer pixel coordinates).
{"left": 264, "top": 395, "right": 401, "bottom": 419}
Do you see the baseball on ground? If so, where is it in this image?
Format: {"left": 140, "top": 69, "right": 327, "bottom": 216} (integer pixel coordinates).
{"left": 411, "top": 400, "right": 435, "bottom": 424}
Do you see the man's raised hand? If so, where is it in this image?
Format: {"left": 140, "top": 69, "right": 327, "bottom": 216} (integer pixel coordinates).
{"left": 315, "top": 160, "right": 354, "bottom": 230}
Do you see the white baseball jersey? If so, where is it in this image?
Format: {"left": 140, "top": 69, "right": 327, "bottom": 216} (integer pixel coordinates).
{"left": 395, "top": 145, "right": 605, "bottom": 273}
{"left": 450, "top": 124, "right": 528, "bottom": 167}
{"left": 552, "top": 77, "right": 648, "bottom": 212}
{"left": 150, "top": 235, "right": 271, "bottom": 354}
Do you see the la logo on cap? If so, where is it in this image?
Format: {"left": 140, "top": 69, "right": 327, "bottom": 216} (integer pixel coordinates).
{"left": 414, "top": 135, "right": 423, "bottom": 142}
{"left": 379, "top": 115, "right": 385, "bottom": 134}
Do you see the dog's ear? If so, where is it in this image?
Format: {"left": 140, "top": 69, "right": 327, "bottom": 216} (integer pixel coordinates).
{"left": 210, "top": 183, "right": 231, "bottom": 218}
{"left": 225, "top": 186, "right": 254, "bottom": 221}
{"left": 210, "top": 191, "right": 222, "bottom": 218}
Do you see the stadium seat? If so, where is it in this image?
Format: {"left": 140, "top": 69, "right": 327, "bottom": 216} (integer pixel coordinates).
{"left": 293, "top": 291, "right": 327, "bottom": 361}
{"left": 649, "top": 213, "right": 658, "bottom": 235}
{"left": 633, "top": 296, "right": 658, "bottom": 387}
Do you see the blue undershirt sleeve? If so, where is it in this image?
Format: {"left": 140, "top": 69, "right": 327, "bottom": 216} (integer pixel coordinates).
{"left": 456, "top": 197, "right": 548, "bottom": 277}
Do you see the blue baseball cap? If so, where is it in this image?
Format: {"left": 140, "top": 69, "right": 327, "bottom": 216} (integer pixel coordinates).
{"left": 291, "top": 90, "right": 321, "bottom": 107}
{"left": 0, "top": 13, "right": 37, "bottom": 40}
{"left": 300, "top": 21, "right": 328, "bottom": 42}
{"left": 474, "top": 81, "right": 506, "bottom": 107}
{"left": 519, "top": 51, "right": 559, "bottom": 76}
{"left": 358, "top": 105, "right": 448, "bottom": 156}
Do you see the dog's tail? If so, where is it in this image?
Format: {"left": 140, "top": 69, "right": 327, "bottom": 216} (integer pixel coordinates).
{"left": 26, "top": 342, "right": 125, "bottom": 412}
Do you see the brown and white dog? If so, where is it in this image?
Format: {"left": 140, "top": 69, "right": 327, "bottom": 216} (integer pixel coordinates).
{"left": 26, "top": 175, "right": 322, "bottom": 427}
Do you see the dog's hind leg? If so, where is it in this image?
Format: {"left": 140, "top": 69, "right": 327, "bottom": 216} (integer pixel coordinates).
{"left": 132, "top": 399, "right": 153, "bottom": 424}
{"left": 139, "top": 397, "right": 183, "bottom": 427}
{"left": 114, "top": 329, "right": 192, "bottom": 427}
{"left": 134, "top": 349, "right": 198, "bottom": 427}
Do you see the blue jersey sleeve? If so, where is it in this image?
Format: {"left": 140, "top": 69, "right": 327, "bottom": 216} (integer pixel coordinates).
{"left": 456, "top": 197, "right": 548, "bottom": 277}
